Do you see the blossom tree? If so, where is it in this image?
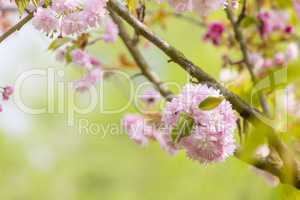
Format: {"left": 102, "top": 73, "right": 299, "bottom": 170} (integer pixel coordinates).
{"left": 2, "top": 0, "right": 300, "bottom": 190}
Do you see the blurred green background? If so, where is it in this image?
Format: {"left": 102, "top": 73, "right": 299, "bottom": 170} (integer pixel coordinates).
{"left": 0, "top": 5, "right": 300, "bottom": 200}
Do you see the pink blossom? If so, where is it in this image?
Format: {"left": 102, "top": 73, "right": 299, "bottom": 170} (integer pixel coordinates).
{"left": 83, "top": 0, "right": 107, "bottom": 27}
{"left": 55, "top": 49, "right": 67, "bottom": 62}
{"left": 204, "top": 22, "right": 225, "bottom": 46}
{"left": 122, "top": 114, "right": 155, "bottom": 146}
{"left": 61, "top": 13, "right": 88, "bottom": 35}
{"left": 2, "top": 86, "right": 13, "bottom": 101}
{"left": 87, "top": 67, "right": 103, "bottom": 84}
{"left": 274, "top": 52, "right": 285, "bottom": 65}
{"left": 103, "top": 19, "right": 119, "bottom": 43}
{"left": 162, "top": 84, "right": 237, "bottom": 163}
{"left": 32, "top": 8, "right": 59, "bottom": 34}
{"left": 294, "top": 0, "right": 300, "bottom": 19}
{"left": 89, "top": 56, "right": 102, "bottom": 67}
{"left": 192, "top": 0, "right": 226, "bottom": 16}
{"left": 71, "top": 49, "right": 92, "bottom": 68}
{"left": 285, "top": 43, "right": 299, "bottom": 62}
{"left": 219, "top": 68, "right": 239, "bottom": 83}
{"left": 256, "top": 144, "right": 270, "bottom": 158}
{"left": 258, "top": 10, "right": 292, "bottom": 38}
{"left": 262, "top": 58, "right": 273, "bottom": 69}
{"left": 73, "top": 68, "right": 103, "bottom": 91}
{"left": 287, "top": 84, "right": 300, "bottom": 117}
{"left": 140, "top": 89, "right": 161, "bottom": 105}
{"left": 154, "top": 132, "right": 179, "bottom": 155}
{"left": 180, "top": 128, "right": 236, "bottom": 163}
{"left": 167, "top": 0, "right": 227, "bottom": 16}
{"left": 51, "top": 0, "right": 79, "bottom": 14}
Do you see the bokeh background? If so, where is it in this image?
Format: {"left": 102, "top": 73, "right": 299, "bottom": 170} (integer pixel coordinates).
{"left": 0, "top": 4, "right": 300, "bottom": 199}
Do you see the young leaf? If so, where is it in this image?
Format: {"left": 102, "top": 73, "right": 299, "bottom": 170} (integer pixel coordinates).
{"left": 199, "top": 96, "right": 224, "bottom": 111}
{"left": 48, "top": 37, "right": 71, "bottom": 50}
{"left": 126, "top": 0, "right": 137, "bottom": 13}
{"left": 31, "top": 0, "right": 40, "bottom": 7}
{"left": 15, "top": 0, "right": 30, "bottom": 15}
{"left": 44, "top": 0, "right": 52, "bottom": 7}
{"left": 171, "top": 112, "right": 194, "bottom": 143}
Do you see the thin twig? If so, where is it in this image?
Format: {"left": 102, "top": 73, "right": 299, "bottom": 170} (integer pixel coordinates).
{"left": 225, "top": 7, "right": 271, "bottom": 116}
{"left": 110, "top": 11, "right": 173, "bottom": 100}
{"left": 107, "top": 0, "right": 263, "bottom": 120}
{"left": 0, "top": 12, "right": 34, "bottom": 44}
{"left": 236, "top": 0, "right": 247, "bottom": 25}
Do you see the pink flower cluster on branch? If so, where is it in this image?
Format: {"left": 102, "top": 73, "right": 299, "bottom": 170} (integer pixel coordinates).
{"left": 32, "top": 0, "right": 107, "bottom": 35}
{"left": 166, "top": 0, "right": 238, "bottom": 16}
{"left": 124, "top": 84, "right": 238, "bottom": 164}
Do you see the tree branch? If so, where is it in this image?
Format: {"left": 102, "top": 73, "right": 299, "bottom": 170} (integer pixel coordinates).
{"left": 0, "top": 12, "right": 33, "bottom": 44}
{"left": 225, "top": 7, "right": 271, "bottom": 116}
{"left": 107, "top": 0, "right": 264, "bottom": 121}
{"left": 110, "top": 11, "right": 173, "bottom": 100}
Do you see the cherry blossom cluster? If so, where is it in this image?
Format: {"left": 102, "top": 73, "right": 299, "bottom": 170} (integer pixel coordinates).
{"left": 250, "top": 43, "right": 299, "bottom": 78}
{"left": 32, "top": 0, "right": 107, "bottom": 35}
{"left": 123, "top": 84, "right": 238, "bottom": 164}
{"left": 258, "top": 10, "right": 294, "bottom": 39}
{"left": 0, "top": 86, "right": 14, "bottom": 112}
{"left": 167, "top": 0, "right": 238, "bottom": 16}
{"left": 203, "top": 22, "right": 225, "bottom": 46}
{"left": 57, "top": 48, "right": 103, "bottom": 91}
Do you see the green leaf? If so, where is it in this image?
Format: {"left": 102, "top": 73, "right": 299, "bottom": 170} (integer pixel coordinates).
{"left": 15, "top": 0, "right": 30, "bottom": 15}
{"left": 126, "top": 0, "right": 137, "bottom": 13}
{"left": 31, "top": 0, "right": 40, "bottom": 7}
{"left": 171, "top": 113, "right": 194, "bottom": 143}
{"left": 46, "top": 0, "right": 52, "bottom": 6}
{"left": 241, "top": 16, "right": 257, "bottom": 28}
{"left": 274, "top": 0, "right": 292, "bottom": 8}
{"left": 48, "top": 37, "right": 71, "bottom": 50}
{"left": 199, "top": 96, "right": 224, "bottom": 111}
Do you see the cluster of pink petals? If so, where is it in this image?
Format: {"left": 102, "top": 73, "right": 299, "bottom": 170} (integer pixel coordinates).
{"left": 166, "top": 0, "right": 238, "bottom": 16}
{"left": 294, "top": 0, "right": 300, "bottom": 19}
{"left": 162, "top": 84, "right": 237, "bottom": 163}
{"left": 258, "top": 10, "right": 293, "bottom": 39}
{"left": 286, "top": 85, "right": 300, "bottom": 118}
{"left": 203, "top": 22, "right": 225, "bottom": 46}
{"left": 123, "top": 114, "right": 178, "bottom": 154}
{"left": 55, "top": 48, "right": 103, "bottom": 91}
{"left": 71, "top": 50, "right": 103, "bottom": 91}
{"left": 74, "top": 67, "right": 103, "bottom": 92}
{"left": 139, "top": 89, "right": 161, "bottom": 105}
{"left": 102, "top": 18, "right": 119, "bottom": 43}
{"left": 32, "top": 0, "right": 107, "bottom": 35}
{"left": 168, "top": 0, "right": 223, "bottom": 16}
{"left": 2, "top": 86, "right": 14, "bottom": 101}
{"left": 250, "top": 43, "right": 299, "bottom": 77}
{"left": 0, "top": 86, "right": 14, "bottom": 112}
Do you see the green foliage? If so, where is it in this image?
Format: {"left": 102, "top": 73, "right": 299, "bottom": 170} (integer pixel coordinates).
{"left": 15, "top": 0, "right": 31, "bottom": 14}
{"left": 274, "top": 0, "right": 293, "bottom": 8}
{"left": 171, "top": 113, "right": 194, "bottom": 143}
{"left": 198, "top": 96, "right": 224, "bottom": 110}
{"left": 48, "top": 37, "right": 72, "bottom": 50}
{"left": 15, "top": 0, "right": 52, "bottom": 14}
{"left": 126, "top": 0, "right": 137, "bottom": 13}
